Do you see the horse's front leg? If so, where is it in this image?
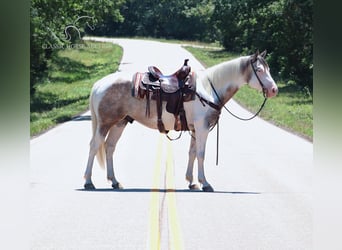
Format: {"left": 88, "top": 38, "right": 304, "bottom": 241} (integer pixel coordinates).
{"left": 186, "top": 132, "right": 200, "bottom": 190}
{"left": 194, "top": 124, "right": 214, "bottom": 192}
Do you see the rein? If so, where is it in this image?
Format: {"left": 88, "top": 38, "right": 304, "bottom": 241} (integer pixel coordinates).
{"left": 166, "top": 58, "right": 269, "bottom": 165}
{"left": 196, "top": 58, "right": 268, "bottom": 165}
{"left": 209, "top": 78, "right": 267, "bottom": 121}
{"left": 208, "top": 59, "right": 268, "bottom": 121}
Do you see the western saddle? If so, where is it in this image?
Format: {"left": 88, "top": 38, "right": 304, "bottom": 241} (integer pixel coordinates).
{"left": 132, "top": 59, "right": 196, "bottom": 133}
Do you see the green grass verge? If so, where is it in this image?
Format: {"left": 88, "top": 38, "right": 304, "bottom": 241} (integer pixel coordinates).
{"left": 30, "top": 41, "right": 123, "bottom": 136}
{"left": 184, "top": 46, "right": 313, "bottom": 141}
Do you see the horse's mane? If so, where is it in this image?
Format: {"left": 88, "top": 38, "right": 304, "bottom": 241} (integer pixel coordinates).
{"left": 204, "top": 54, "right": 269, "bottom": 91}
{"left": 204, "top": 56, "right": 250, "bottom": 91}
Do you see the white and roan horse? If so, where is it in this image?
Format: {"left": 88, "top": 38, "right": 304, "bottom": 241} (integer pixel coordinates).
{"left": 83, "top": 50, "right": 278, "bottom": 192}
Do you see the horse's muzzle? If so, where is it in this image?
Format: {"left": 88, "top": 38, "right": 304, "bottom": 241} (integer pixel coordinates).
{"left": 266, "top": 86, "right": 278, "bottom": 98}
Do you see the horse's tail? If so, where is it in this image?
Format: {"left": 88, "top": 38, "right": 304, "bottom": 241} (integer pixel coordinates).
{"left": 89, "top": 89, "right": 106, "bottom": 169}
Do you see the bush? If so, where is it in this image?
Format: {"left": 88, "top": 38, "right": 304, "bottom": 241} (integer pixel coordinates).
{"left": 212, "top": 0, "right": 313, "bottom": 90}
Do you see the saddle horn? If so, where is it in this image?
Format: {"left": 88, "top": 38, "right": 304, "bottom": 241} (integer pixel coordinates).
{"left": 184, "top": 59, "right": 189, "bottom": 66}
{"left": 177, "top": 59, "right": 191, "bottom": 79}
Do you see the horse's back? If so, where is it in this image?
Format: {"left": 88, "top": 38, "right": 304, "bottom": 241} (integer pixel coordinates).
{"left": 92, "top": 71, "right": 132, "bottom": 95}
{"left": 90, "top": 71, "right": 133, "bottom": 107}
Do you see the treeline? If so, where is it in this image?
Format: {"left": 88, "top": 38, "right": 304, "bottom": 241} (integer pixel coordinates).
{"left": 31, "top": 0, "right": 312, "bottom": 93}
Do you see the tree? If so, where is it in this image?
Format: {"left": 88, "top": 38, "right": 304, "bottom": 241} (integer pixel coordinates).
{"left": 93, "top": 0, "right": 216, "bottom": 41}
{"left": 212, "top": 0, "right": 313, "bottom": 90}
{"left": 30, "top": 0, "right": 125, "bottom": 94}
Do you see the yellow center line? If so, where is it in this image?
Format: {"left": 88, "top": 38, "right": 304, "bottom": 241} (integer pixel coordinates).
{"left": 147, "top": 135, "right": 163, "bottom": 250}
{"left": 147, "top": 136, "right": 184, "bottom": 250}
{"left": 166, "top": 140, "right": 184, "bottom": 250}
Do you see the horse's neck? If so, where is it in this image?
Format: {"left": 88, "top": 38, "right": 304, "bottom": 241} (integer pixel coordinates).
{"left": 202, "top": 57, "right": 247, "bottom": 104}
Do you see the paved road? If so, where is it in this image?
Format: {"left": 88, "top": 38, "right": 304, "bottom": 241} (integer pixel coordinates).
{"left": 30, "top": 38, "right": 313, "bottom": 249}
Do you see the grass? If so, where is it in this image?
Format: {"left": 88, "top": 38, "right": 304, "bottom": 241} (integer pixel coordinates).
{"left": 30, "top": 41, "right": 123, "bottom": 136}
{"left": 184, "top": 46, "right": 313, "bottom": 141}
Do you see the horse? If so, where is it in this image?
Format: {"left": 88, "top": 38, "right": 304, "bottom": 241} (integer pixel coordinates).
{"left": 83, "top": 50, "right": 278, "bottom": 192}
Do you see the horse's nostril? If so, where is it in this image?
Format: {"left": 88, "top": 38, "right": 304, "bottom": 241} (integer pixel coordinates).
{"left": 272, "top": 87, "right": 278, "bottom": 93}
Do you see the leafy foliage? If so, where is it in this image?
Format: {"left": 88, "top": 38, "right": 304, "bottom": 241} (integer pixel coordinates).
{"left": 30, "top": 0, "right": 125, "bottom": 94}
{"left": 212, "top": 0, "right": 313, "bottom": 90}
{"left": 91, "top": 0, "right": 215, "bottom": 41}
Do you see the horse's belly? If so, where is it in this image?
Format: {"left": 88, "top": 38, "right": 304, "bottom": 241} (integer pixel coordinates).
{"left": 129, "top": 99, "right": 179, "bottom": 131}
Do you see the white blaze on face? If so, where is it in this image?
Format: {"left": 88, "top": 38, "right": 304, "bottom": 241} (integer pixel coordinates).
{"left": 256, "top": 60, "right": 278, "bottom": 98}
{"left": 248, "top": 53, "right": 278, "bottom": 98}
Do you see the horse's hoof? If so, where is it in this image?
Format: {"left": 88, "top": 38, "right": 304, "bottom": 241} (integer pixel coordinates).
{"left": 112, "top": 183, "right": 123, "bottom": 189}
{"left": 84, "top": 183, "right": 96, "bottom": 190}
{"left": 189, "top": 184, "right": 200, "bottom": 190}
{"left": 202, "top": 185, "right": 214, "bottom": 192}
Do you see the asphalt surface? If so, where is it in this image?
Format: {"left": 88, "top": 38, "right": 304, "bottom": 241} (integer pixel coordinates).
{"left": 30, "top": 38, "right": 313, "bottom": 250}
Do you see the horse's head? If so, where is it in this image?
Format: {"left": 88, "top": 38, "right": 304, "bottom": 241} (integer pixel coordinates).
{"left": 248, "top": 50, "right": 278, "bottom": 98}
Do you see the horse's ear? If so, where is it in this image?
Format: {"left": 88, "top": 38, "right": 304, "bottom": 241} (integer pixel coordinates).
{"left": 252, "top": 50, "right": 259, "bottom": 62}
{"left": 260, "top": 50, "right": 267, "bottom": 58}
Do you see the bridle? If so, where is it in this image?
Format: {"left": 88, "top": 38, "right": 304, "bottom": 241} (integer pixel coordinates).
{"left": 195, "top": 57, "right": 269, "bottom": 165}
{"left": 204, "top": 57, "right": 268, "bottom": 121}
{"left": 173, "top": 56, "right": 270, "bottom": 163}
{"left": 250, "top": 58, "right": 268, "bottom": 99}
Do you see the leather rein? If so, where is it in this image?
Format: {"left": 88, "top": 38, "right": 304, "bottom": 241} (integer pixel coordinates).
{"left": 202, "top": 58, "right": 268, "bottom": 120}
{"left": 195, "top": 58, "right": 268, "bottom": 165}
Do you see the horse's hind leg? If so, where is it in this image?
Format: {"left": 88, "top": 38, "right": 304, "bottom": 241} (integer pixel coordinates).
{"left": 105, "top": 120, "right": 128, "bottom": 189}
{"left": 84, "top": 129, "right": 105, "bottom": 189}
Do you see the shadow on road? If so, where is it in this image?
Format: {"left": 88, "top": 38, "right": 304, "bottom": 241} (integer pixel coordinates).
{"left": 75, "top": 188, "right": 260, "bottom": 195}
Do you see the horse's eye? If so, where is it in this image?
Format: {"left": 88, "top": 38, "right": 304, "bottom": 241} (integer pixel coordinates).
{"left": 257, "top": 68, "right": 263, "bottom": 72}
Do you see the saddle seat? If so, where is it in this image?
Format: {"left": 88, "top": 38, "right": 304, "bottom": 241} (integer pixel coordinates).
{"left": 147, "top": 59, "right": 191, "bottom": 93}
